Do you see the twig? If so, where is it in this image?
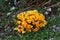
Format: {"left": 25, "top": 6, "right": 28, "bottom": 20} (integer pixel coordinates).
{"left": 15, "top": 5, "right": 34, "bottom": 15}
{"left": 42, "top": 0, "right": 51, "bottom": 7}
{"left": 49, "top": 2, "right": 60, "bottom": 7}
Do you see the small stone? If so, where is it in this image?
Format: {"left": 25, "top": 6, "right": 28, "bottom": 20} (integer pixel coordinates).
{"left": 12, "top": 15, "right": 15, "bottom": 17}
{"left": 7, "top": 12, "right": 11, "bottom": 16}
{"left": 53, "top": 25, "right": 56, "bottom": 28}
{"left": 47, "top": 8, "right": 51, "bottom": 11}
{"left": 44, "top": 11, "right": 49, "bottom": 15}
{"left": 57, "top": 8, "right": 60, "bottom": 11}
{"left": 10, "top": 6, "right": 15, "bottom": 11}
{"left": 43, "top": 7, "right": 47, "bottom": 9}
{"left": 9, "top": 2, "right": 11, "bottom": 5}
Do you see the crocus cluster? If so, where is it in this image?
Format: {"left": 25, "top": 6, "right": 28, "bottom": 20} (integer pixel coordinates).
{"left": 14, "top": 10, "right": 47, "bottom": 33}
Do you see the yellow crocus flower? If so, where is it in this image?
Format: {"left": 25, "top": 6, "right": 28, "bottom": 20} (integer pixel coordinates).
{"left": 14, "top": 10, "right": 47, "bottom": 33}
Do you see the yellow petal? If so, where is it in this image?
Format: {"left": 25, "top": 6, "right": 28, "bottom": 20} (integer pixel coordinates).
{"left": 16, "top": 21, "right": 21, "bottom": 25}
{"left": 14, "top": 27, "right": 18, "bottom": 30}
